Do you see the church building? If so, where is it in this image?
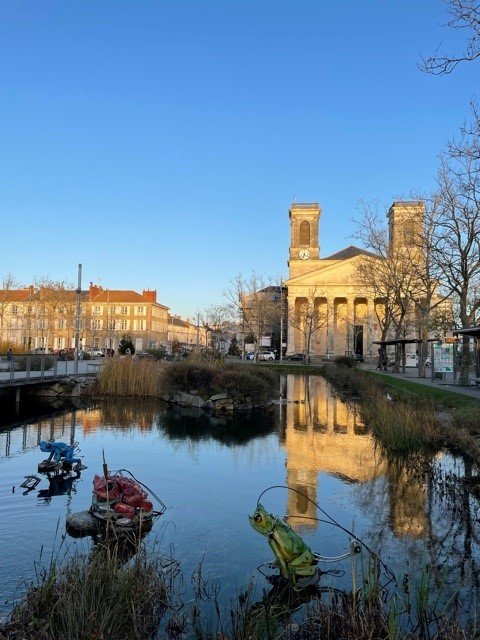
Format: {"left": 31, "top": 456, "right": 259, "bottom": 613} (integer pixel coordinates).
{"left": 284, "top": 201, "right": 425, "bottom": 359}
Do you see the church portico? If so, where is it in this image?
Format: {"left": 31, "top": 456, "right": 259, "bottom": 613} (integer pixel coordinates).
{"left": 284, "top": 201, "right": 408, "bottom": 360}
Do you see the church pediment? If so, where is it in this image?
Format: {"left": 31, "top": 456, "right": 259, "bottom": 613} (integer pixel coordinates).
{"left": 285, "top": 252, "right": 382, "bottom": 287}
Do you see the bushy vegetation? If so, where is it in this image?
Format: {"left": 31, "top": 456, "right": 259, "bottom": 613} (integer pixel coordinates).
{"left": 321, "top": 363, "right": 480, "bottom": 459}
{"left": 322, "top": 365, "right": 446, "bottom": 455}
{"left": 15, "top": 355, "right": 55, "bottom": 371}
{"left": 2, "top": 544, "right": 167, "bottom": 640}
{"left": 97, "top": 358, "right": 279, "bottom": 407}
{"left": 118, "top": 334, "right": 135, "bottom": 355}
{"left": 161, "top": 360, "right": 218, "bottom": 397}
{"left": 333, "top": 354, "right": 356, "bottom": 368}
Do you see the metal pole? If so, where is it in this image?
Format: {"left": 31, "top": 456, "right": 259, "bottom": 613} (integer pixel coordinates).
{"left": 74, "top": 263, "right": 82, "bottom": 374}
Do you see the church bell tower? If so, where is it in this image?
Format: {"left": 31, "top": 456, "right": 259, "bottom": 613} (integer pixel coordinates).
{"left": 288, "top": 202, "right": 321, "bottom": 278}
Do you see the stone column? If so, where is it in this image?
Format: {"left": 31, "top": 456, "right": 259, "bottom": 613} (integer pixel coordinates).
{"left": 346, "top": 297, "right": 354, "bottom": 355}
{"left": 286, "top": 297, "right": 296, "bottom": 354}
{"left": 326, "top": 297, "right": 334, "bottom": 358}
{"left": 366, "top": 298, "right": 375, "bottom": 361}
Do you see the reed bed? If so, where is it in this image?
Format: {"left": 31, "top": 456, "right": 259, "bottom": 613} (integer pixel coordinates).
{"left": 320, "top": 364, "right": 466, "bottom": 457}
{"left": 97, "top": 357, "right": 163, "bottom": 396}
{"left": 96, "top": 358, "right": 279, "bottom": 405}
{"left": 1, "top": 544, "right": 168, "bottom": 640}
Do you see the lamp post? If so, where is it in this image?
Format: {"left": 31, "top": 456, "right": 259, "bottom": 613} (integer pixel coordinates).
{"left": 74, "top": 263, "right": 82, "bottom": 374}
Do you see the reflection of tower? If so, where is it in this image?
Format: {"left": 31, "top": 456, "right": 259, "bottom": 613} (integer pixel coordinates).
{"left": 286, "top": 468, "right": 318, "bottom": 529}
{"left": 283, "top": 374, "right": 384, "bottom": 531}
{"left": 388, "top": 462, "right": 430, "bottom": 538}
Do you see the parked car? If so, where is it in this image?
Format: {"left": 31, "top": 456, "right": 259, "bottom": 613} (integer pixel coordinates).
{"left": 245, "top": 351, "right": 255, "bottom": 360}
{"left": 54, "top": 347, "right": 75, "bottom": 361}
{"left": 284, "top": 353, "right": 304, "bottom": 362}
{"left": 258, "top": 351, "right": 276, "bottom": 361}
{"left": 90, "top": 348, "right": 105, "bottom": 357}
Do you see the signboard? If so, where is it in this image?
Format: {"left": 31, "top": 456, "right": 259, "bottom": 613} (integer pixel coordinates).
{"left": 260, "top": 336, "right": 271, "bottom": 347}
{"left": 433, "top": 343, "right": 454, "bottom": 373}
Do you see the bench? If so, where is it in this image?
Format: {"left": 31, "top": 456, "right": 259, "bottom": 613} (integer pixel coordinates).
{"left": 470, "top": 377, "right": 480, "bottom": 387}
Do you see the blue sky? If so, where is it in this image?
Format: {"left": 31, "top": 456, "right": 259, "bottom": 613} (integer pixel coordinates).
{"left": 0, "top": 1, "right": 477, "bottom": 317}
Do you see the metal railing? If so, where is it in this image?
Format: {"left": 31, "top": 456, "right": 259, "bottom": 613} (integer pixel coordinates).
{"left": 0, "top": 353, "right": 95, "bottom": 386}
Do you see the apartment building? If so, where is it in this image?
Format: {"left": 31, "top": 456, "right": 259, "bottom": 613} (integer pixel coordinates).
{"left": 0, "top": 283, "right": 169, "bottom": 353}
{"left": 86, "top": 284, "right": 169, "bottom": 352}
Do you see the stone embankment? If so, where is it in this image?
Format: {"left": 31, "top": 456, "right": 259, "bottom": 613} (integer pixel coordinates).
{"left": 162, "top": 390, "right": 277, "bottom": 413}
{"left": 32, "top": 376, "right": 96, "bottom": 398}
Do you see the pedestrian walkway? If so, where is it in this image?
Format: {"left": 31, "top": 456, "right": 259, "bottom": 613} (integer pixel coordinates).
{"left": 360, "top": 363, "right": 480, "bottom": 400}
{"left": 0, "top": 358, "right": 102, "bottom": 385}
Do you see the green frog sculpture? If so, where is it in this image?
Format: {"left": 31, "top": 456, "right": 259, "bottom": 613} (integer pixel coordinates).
{"left": 249, "top": 503, "right": 320, "bottom": 590}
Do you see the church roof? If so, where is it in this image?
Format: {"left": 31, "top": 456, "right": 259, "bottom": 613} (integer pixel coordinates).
{"left": 322, "top": 245, "right": 380, "bottom": 261}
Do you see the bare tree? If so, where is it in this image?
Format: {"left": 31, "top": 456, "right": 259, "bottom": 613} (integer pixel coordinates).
{"left": 224, "top": 273, "right": 281, "bottom": 360}
{"left": 420, "top": 0, "right": 480, "bottom": 74}
{"left": 354, "top": 202, "right": 419, "bottom": 371}
{"left": 199, "top": 304, "right": 232, "bottom": 351}
{"left": 430, "top": 120, "right": 480, "bottom": 383}
{"left": 0, "top": 274, "right": 20, "bottom": 344}
{"left": 288, "top": 287, "right": 327, "bottom": 363}
{"left": 397, "top": 199, "right": 453, "bottom": 377}
{"left": 33, "top": 277, "right": 76, "bottom": 351}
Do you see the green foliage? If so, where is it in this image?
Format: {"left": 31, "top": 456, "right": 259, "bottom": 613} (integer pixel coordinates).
{"left": 15, "top": 355, "right": 55, "bottom": 371}
{"left": 333, "top": 355, "right": 356, "bottom": 368}
{"left": 214, "top": 369, "right": 273, "bottom": 406}
{"left": 161, "top": 361, "right": 218, "bottom": 397}
{"left": 228, "top": 336, "right": 241, "bottom": 356}
{"left": 146, "top": 347, "right": 168, "bottom": 360}
{"left": 118, "top": 334, "right": 135, "bottom": 355}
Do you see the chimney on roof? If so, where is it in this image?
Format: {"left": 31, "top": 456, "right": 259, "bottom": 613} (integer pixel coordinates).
{"left": 142, "top": 289, "right": 157, "bottom": 303}
{"left": 89, "top": 283, "right": 103, "bottom": 301}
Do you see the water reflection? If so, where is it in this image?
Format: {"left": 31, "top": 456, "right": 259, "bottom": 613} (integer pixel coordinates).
{"left": 282, "top": 374, "right": 431, "bottom": 539}
{"left": 1, "top": 376, "right": 480, "bottom": 621}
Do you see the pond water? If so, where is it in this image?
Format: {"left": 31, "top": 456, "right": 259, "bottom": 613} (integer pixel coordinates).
{"left": 1, "top": 373, "right": 480, "bottom": 624}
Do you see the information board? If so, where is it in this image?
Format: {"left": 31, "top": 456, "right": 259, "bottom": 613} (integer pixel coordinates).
{"left": 433, "top": 343, "right": 454, "bottom": 373}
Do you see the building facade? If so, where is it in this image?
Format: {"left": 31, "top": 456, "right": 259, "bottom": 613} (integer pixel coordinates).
{"left": 0, "top": 283, "right": 169, "bottom": 353}
{"left": 285, "top": 201, "right": 427, "bottom": 359}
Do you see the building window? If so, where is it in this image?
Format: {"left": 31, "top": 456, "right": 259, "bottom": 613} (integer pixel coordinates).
{"left": 135, "top": 319, "right": 145, "bottom": 330}
{"left": 93, "top": 306, "right": 102, "bottom": 315}
{"left": 136, "top": 306, "right": 145, "bottom": 315}
{"left": 57, "top": 318, "right": 66, "bottom": 330}
{"left": 11, "top": 305, "right": 18, "bottom": 314}
{"left": 92, "top": 319, "right": 102, "bottom": 330}
{"left": 108, "top": 319, "right": 116, "bottom": 330}
{"left": 299, "top": 220, "right": 310, "bottom": 245}
{"left": 121, "top": 306, "right": 128, "bottom": 315}
{"left": 120, "top": 319, "right": 129, "bottom": 330}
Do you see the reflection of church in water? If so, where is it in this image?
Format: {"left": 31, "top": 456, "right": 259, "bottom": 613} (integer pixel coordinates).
{"left": 281, "top": 375, "right": 430, "bottom": 538}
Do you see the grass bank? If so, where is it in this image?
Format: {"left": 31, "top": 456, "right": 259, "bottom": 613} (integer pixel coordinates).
{"left": 318, "top": 364, "right": 480, "bottom": 460}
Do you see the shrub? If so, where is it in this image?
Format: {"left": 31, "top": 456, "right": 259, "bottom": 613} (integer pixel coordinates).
{"left": 214, "top": 369, "right": 273, "bottom": 405}
{"left": 146, "top": 347, "right": 168, "bottom": 360}
{"left": 160, "top": 360, "right": 218, "bottom": 397}
{"left": 118, "top": 334, "right": 135, "bottom": 355}
{"left": 15, "top": 355, "right": 55, "bottom": 371}
{"left": 333, "top": 355, "right": 355, "bottom": 368}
